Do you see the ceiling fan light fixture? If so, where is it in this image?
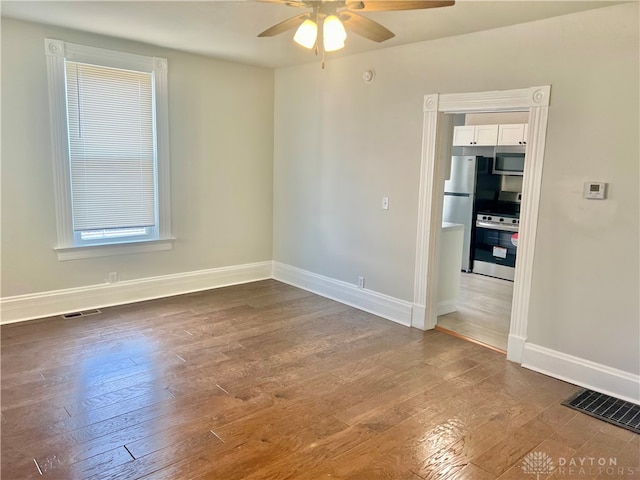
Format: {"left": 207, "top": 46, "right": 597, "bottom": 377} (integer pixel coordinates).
{"left": 293, "top": 18, "right": 318, "bottom": 49}
{"left": 259, "top": 0, "right": 455, "bottom": 67}
{"left": 323, "top": 15, "right": 347, "bottom": 52}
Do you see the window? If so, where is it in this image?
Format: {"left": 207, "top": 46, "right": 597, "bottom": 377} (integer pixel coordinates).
{"left": 45, "top": 39, "right": 173, "bottom": 260}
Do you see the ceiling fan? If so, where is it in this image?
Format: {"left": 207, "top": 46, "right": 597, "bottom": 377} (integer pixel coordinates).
{"left": 258, "top": 1, "right": 455, "bottom": 67}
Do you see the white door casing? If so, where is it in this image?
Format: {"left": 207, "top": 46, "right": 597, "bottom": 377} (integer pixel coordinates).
{"left": 412, "top": 87, "right": 551, "bottom": 364}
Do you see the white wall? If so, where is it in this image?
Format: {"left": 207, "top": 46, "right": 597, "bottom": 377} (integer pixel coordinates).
{"left": 1, "top": 18, "right": 274, "bottom": 297}
{"left": 273, "top": 4, "right": 639, "bottom": 375}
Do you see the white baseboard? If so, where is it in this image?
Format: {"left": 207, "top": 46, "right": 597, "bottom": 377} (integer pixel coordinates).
{"left": 272, "top": 262, "right": 413, "bottom": 327}
{"left": 411, "top": 305, "right": 427, "bottom": 330}
{"left": 507, "top": 334, "right": 526, "bottom": 363}
{"left": 0, "top": 261, "right": 273, "bottom": 325}
{"left": 522, "top": 343, "right": 640, "bottom": 404}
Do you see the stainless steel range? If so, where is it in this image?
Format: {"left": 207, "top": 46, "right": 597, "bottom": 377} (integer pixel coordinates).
{"left": 473, "top": 212, "right": 519, "bottom": 281}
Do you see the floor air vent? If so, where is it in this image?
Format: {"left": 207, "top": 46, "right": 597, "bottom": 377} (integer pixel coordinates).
{"left": 563, "top": 389, "right": 640, "bottom": 434}
{"left": 61, "top": 309, "right": 101, "bottom": 319}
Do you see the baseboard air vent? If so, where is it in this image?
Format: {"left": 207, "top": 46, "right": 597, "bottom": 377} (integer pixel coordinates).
{"left": 61, "top": 309, "right": 101, "bottom": 319}
{"left": 563, "top": 389, "right": 640, "bottom": 434}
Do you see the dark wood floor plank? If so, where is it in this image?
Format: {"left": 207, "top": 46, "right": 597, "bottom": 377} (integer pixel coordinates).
{"left": 64, "top": 383, "right": 175, "bottom": 417}
{"left": 2, "top": 280, "right": 612, "bottom": 480}
{"left": 126, "top": 426, "right": 221, "bottom": 459}
{"left": 36, "top": 445, "right": 134, "bottom": 479}
{"left": 2, "top": 386, "right": 242, "bottom": 470}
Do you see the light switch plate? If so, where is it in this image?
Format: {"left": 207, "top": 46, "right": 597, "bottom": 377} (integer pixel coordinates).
{"left": 382, "top": 197, "right": 389, "bottom": 210}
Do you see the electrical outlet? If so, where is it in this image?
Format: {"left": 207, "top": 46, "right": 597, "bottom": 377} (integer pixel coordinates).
{"left": 108, "top": 272, "right": 119, "bottom": 284}
{"left": 357, "top": 276, "right": 365, "bottom": 289}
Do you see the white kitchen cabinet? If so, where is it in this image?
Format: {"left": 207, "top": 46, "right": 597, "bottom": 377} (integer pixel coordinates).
{"left": 452, "top": 126, "right": 475, "bottom": 146}
{"left": 452, "top": 125, "right": 499, "bottom": 146}
{"left": 497, "top": 123, "right": 529, "bottom": 146}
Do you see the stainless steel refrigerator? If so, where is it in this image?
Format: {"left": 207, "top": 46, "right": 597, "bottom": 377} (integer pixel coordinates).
{"left": 442, "top": 156, "right": 478, "bottom": 272}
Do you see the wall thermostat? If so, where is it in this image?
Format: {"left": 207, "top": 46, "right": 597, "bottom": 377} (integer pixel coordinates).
{"left": 584, "top": 182, "right": 607, "bottom": 200}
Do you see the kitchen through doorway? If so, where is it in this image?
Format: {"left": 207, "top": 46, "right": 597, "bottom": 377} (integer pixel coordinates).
{"left": 436, "top": 111, "right": 528, "bottom": 352}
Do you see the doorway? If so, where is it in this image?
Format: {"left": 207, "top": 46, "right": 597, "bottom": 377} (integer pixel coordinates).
{"left": 411, "top": 87, "right": 551, "bottom": 364}
{"left": 436, "top": 111, "right": 527, "bottom": 352}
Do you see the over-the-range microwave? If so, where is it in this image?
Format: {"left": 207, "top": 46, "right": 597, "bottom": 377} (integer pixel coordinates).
{"left": 493, "top": 146, "right": 525, "bottom": 176}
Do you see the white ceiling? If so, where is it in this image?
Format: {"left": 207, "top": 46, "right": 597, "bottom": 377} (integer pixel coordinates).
{"left": 1, "top": 0, "right": 621, "bottom": 68}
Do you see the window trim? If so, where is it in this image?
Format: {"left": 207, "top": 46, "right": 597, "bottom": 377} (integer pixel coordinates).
{"left": 45, "top": 39, "right": 173, "bottom": 261}
{"left": 56, "top": 239, "right": 173, "bottom": 261}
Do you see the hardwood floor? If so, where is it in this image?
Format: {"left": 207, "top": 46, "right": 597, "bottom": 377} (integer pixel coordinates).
{"left": 438, "top": 273, "right": 513, "bottom": 351}
{"left": 2, "top": 280, "right": 638, "bottom": 479}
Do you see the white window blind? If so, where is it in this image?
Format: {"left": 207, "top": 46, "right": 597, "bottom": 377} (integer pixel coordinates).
{"left": 65, "top": 61, "right": 156, "bottom": 232}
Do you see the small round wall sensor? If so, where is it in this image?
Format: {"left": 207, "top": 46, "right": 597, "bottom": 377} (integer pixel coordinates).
{"left": 362, "top": 69, "right": 375, "bottom": 84}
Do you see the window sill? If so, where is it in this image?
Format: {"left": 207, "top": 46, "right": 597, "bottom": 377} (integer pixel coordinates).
{"left": 55, "top": 238, "right": 175, "bottom": 261}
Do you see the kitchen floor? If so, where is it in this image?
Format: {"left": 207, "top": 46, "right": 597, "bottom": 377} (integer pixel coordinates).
{"left": 437, "top": 272, "right": 513, "bottom": 351}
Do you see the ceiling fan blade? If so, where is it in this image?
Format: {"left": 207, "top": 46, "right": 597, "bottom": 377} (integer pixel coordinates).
{"left": 257, "top": 0, "right": 308, "bottom": 7}
{"left": 340, "top": 12, "right": 394, "bottom": 42}
{"left": 258, "top": 13, "right": 309, "bottom": 37}
{"left": 348, "top": 1, "right": 454, "bottom": 12}
{"left": 345, "top": 1, "right": 365, "bottom": 9}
